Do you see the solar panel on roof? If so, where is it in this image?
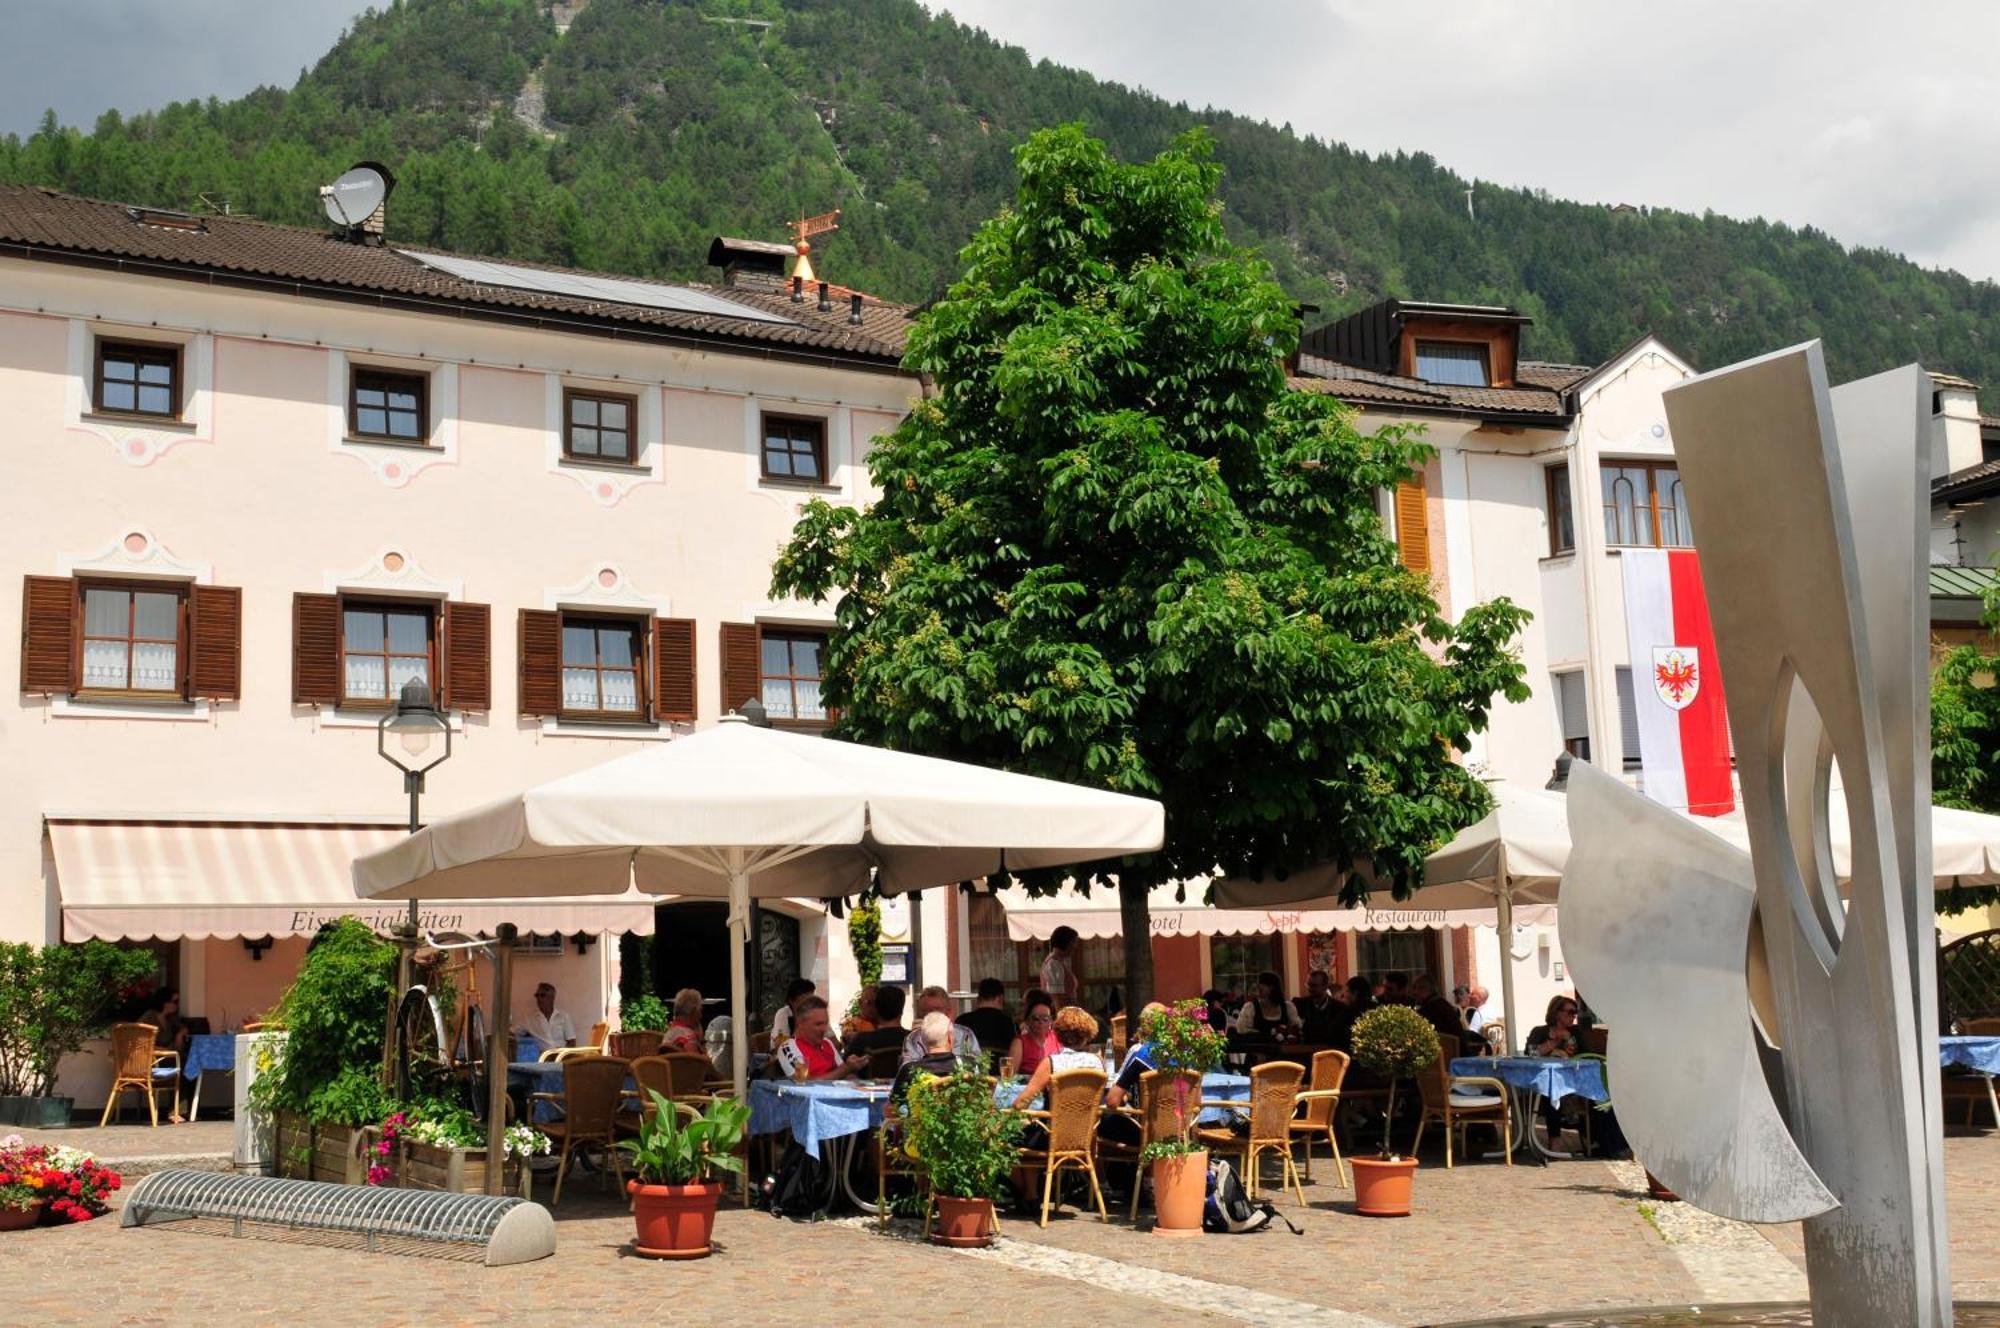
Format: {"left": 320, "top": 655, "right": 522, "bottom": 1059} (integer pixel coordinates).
{"left": 398, "top": 250, "right": 797, "bottom": 326}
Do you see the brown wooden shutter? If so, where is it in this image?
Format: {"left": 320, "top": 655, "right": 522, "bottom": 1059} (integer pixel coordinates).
{"left": 20, "top": 575, "right": 78, "bottom": 693}
{"left": 1394, "top": 474, "right": 1431, "bottom": 573}
{"left": 439, "top": 601, "right": 491, "bottom": 712}
{"left": 653, "top": 617, "right": 697, "bottom": 723}
{"left": 292, "top": 592, "right": 341, "bottom": 705}
{"left": 719, "top": 622, "right": 761, "bottom": 715}
{"left": 518, "top": 609, "right": 562, "bottom": 717}
{"left": 187, "top": 584, "right": 242, "bottom": 700}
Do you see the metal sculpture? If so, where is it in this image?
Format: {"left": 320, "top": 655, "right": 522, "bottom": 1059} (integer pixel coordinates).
{"left": 1562, "top": 344, "right": 1950, "bottom": 1326}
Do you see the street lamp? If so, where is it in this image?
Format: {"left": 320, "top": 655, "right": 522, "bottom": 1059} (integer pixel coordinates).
{"left": 378, "top": 678, "right": 453, "bottom": 998}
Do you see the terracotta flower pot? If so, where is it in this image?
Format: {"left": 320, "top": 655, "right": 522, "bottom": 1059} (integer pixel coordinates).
{"left": 629, "top": 1180, "right": 722, "bottom": 1259}
{"left": 1149, "top": 1148, "right": 1209, "bottom": 1237}
{"left": 0, "top": 1202, "right": 44, "bottom": 1233}
{"left": 929, "top": 1195, "right": 996, "bottom": 1247}
{"left": 1645, "top": 1170, "right": 1680, "bottom": 1202}
{"left": 1351, "top": 1156, "right": 1419, "bottom": 1217}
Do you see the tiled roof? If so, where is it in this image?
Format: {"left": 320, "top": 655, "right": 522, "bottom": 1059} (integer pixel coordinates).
{"left": 1932, "top": 371, "right": 1981, "bottom": 392}
{"left": 1290, "top": 352, "right": 1572, "bottom": 422}
{"left": 1934, "top": 457, "right": 2000, "bottom": 503}
{"left": 1515, "top": 362, "right": 1596, "bottom": 391}
{"left": 0, "top": 185, "right": 913, "bottom": 368}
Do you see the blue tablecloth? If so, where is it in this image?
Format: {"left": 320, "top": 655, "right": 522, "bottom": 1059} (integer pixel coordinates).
{"left": 1942, "top": 1036, "right": 2000, "bottom": 1075}
{"left": 992, "top": 1071, "right": 1250, "bottom": 1124}
{"left": 182, "top": 1033, "right": 238, "bottom": 1080}
{"left": 1453, "top": 1056, "right": 1608, "bottom": 1103}
{"left": 747, "top": 1080, "right": 890, "bottom": 1158}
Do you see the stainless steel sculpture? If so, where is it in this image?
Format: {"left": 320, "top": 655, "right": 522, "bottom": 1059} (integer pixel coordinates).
{"left": 1562, "top": 344, "right": 1950, "bottom": 1326}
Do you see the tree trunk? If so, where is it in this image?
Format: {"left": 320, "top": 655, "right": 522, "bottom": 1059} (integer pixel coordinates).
{"left": 1119, "top": 877, "right": 1155, "bottom": 1014}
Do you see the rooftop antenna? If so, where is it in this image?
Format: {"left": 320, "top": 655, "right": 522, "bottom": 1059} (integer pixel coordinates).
{"left": 786, "top": 209, "right": 841, "bottom": 285}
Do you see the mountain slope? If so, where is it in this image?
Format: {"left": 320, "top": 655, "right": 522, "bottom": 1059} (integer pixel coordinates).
{"left": 2, "top": 0, "right": 1994, "bottom": 403}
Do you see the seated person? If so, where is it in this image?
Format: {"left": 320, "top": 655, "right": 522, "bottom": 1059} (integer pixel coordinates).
{"left": 1104, "top": 1002, "right": 1167, "bottom": 1109}
{"left": 770, "top": 978, "right": 816, "bottom": 1043}
{"left": 1525, "top": 995, "right": 1583, "bottom": 1057}
{"left": 841, "top": 984, "right": 881, "bottom": 1040}
{"left": 1232, "top": 971, "right": 1301, "bottom": 1038}
{"left": 774, "top": 996, "right": 868, "bottom": 1083}
{"left": 524, "top": 982, "right": 578, "bottom": 1049}
{"left": 1296, "top": 969, "right": 1346, "bottom": 1045}
{"left": 954, "top": 977, "right": 1017, "bottom": 1065}
{"left": 1411, "top": 975, "right": 1467, "bottom": 1051}
{"left": 660, "top": 987, "right": 704, "bottom": 1054}
{"left": 1005, "top": 991, "right": 1059, "bottom": 1078}
{"left": 889, "top": 1013, "right": 963, "bottom": 1108}
{"left": 141, "top": 987, "right": 190, "bottom": 1056}
{"left": 1007, "top": 1005, "right": 1105, "bottom": 1110}
{"left": 1379, "top": 971, "right": 1412, "bottom": 1006}
{"left": 901, "top": 985, "right": 977, "bottom": 1065}
{"left": 841, "top": 985, "right": 909, "bottom": 1062}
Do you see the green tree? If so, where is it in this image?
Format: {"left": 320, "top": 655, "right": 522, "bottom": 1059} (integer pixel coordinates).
{"left": 773, "top": 125, "right": 1529, "bottom": 1008}
{"left": 1930, "top": 591, "right": 2000, "bottom": 916}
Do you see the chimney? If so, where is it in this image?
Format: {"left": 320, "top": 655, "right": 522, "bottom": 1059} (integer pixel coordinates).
{"left": 848, "top": 292, "right": 863, "bottom": 326}
{"left": 791, "top": 275, "right": 804, "bottom": 304}
{"left": 1932, "top": 373, "right": 1985, "bottom": 479}
{"left": 817, "top": 281, "right": 831, "bottom": 313}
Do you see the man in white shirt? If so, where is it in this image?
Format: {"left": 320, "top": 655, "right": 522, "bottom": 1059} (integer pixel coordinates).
{"left": 900, "top": 986, "right": 977, "bottom": 1065}
{"left": 524, "top": 982, "right": 578, "bottom": 1049}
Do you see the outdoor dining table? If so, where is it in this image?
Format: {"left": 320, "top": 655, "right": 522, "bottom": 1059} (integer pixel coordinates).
{"left": 1451, "top": 1055, "right": 1607, "bottom": 1161}
{"left": 180, "top": 1032, "right": 239, "bottom": 1121}
{"left": 1941, "top": 1035, "right": 2000, "bottom": 1123}
{"left": 747, "top": 1078, "right": 894, "bottom": 1213}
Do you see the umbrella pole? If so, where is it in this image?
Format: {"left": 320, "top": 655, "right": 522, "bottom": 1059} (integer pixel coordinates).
{"left": 729, "top": 864, "right": 751, "bottom": 1101}
{"left": 1497, "top": 880, "right": 1519, "bottom": 1056}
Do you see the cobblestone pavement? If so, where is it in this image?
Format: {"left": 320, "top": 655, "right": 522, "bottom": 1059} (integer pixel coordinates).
{"left": 12, "top": 1120, "right": 235, "bottom": 1170}
{"left": 5, "top": 1125, "right": 1994, "bottom": 1326}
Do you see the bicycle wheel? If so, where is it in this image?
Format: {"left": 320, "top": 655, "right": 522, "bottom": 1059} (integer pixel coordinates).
{"left": 461, "top": 1004, "right": 490, "bottom": 1121}
{"left": 396, "top": 985, "right": 448, "bottom": 1104}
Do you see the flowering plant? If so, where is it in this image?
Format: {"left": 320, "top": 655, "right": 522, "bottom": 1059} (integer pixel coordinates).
{"left": 368, "top": 1103, "right": 551, "bottom": 1184}
{"left": 1135, "top": 999, "right": 1228, "bottom": 1161}
{"left": 0, "top": 1134, "right": 121, "bottom": 1221}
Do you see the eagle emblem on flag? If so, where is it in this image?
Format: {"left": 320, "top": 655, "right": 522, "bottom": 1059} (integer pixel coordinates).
{"left": 1651, "top": 646, "right": 1700, "bottom": 711}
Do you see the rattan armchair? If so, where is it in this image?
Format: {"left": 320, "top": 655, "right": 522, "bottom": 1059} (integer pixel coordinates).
{"left": 1411, "top": 1048, "right": 1511, "bottom": 1168}
{"left": 609, "top": 1030, "right": 660, "bottom": 1059}
{"left": 532, "top": 1054, "right": 630, "bottom": 1204}
{"left": 1109, "top": 1013, "right": 1127, "bottom": 1056}
{"left": 100, "top": 1022, "right": 181, "bottom": 1127}
{"left": 1017, "top": 1067, "right": 1109, "bottom": 1226}
{"left": 538, "top": 1019, "right": 612, "bottom": 1063}
{"left": 1101, "top": 1068, "right": 1201, "bottom": 1221}
{"left": 1196, "top": 1060, "right": 1307, "bottom": 1204}
{"left": 1289, "top": 1048, "right": 1350, "bottom": 1187}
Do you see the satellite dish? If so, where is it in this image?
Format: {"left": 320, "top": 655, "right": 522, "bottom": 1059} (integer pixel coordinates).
{"left": 319, "top": 163, "right": 391, "bottom": 229}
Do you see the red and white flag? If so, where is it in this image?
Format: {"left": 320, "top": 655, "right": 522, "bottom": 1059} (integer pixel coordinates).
{"left": 1620, "top": 547, "right": 1734, "bottom": 817}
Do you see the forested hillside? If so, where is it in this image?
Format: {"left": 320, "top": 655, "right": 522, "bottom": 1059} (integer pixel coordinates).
{"left": 3, "top": 0, "right": 1994, "bottom": 401}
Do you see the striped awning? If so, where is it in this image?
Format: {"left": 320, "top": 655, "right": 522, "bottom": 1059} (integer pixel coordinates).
{"left": 995, "top": 883, "right": 1555, "bottom": 942}
{"left": 47, "top": 817, "right": 657, "bottom": 942}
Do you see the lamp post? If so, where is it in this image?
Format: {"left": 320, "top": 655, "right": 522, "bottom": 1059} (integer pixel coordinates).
{"left": 378, "top": 678, "right": 453, "bottom": 1002}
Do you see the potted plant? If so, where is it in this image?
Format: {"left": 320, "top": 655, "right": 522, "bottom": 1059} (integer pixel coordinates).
{"left": 0, "top": 1136, "right": 51, "bottom": 1231}
{"left": 1348, "top": 1003, "right": 1441, "bottom": 1217}
{"left": 904, "top": 1068, "right": 1025, "bottom": 1247}
{"left": 621, "top": 994, "right": 670, "bottom": 1035}
{"left": 1134, "top": 999, "right": 1228, "bottom": 1237}
{"left": 0, "top": 941, "right": 160, "bottom": 1127}
{"left": 620, "top": 1090, "right": 750, "bottom": 1259}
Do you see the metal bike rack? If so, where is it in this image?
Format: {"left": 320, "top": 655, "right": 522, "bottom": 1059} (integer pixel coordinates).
{"left": 120, "top": 1169, "right": 555, "bottom": 1266}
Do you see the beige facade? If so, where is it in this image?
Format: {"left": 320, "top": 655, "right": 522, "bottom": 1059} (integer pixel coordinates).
{"left": 0, "top": 248, "right": 927, "bottom": 1091}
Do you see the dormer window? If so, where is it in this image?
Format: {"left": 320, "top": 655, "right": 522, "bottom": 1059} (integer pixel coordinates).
{"left": 1414, "top": 341, "right": 1490, "bottom": 387}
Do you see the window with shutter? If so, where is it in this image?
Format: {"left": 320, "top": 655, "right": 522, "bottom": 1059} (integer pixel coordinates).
{"left": 187, "top": 585, "right": 242, "bottom": 700}
{"left": 440, "top": 602, "right": 491, "bottom": 712}
{"left": 79, "top": 583, "right": 184, "bottom": 696}
{"left": 20, "top": 575, "right": 79, "bottom": 694}
{"left": 653, "top": 618, "right": 696, "bottom": 722}
{"left": 559, "top": 615, "right": 647, "bottom": 719}
{"left": 292, "top": 593, "right": 341, "bottom": 706}
{"left": 339, "top": 601, "right": 434, "bottom": 705}
{"left": 1552, "top": 671, "right": 1590, "bottom": 761}
{"left": 719, "top": 622, "right": 761, "bottom": 715}
{"left": 518, "top": 610, "right": 562, "bottom": 718}
{"left": 1615, "top": 667, "right": 1644, "bottom": 770}
{"left": 759, "top": 630, "right": 828, "bottom": 724}
{"left": 1394, "top": 475, "right": 1430, "bottom": 572}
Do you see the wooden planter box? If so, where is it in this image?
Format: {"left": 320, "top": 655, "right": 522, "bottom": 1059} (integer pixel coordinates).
{"left": 397, "top": 1138, "right": 525, "bottom": 1198}
{"left": 310, "top": 1123, "right": 376, "bottom": 1185}
{"left": 275, "top": 1111, "right": 314, "bottom": 1180}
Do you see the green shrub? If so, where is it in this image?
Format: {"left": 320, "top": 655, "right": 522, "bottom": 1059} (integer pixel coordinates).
{"left": 906, "top": 1069, "right": 1024, "bottom": 1200}
{"left": 1350, "top": 1003, "right": 1442, "bottom": 1159}
{"left": 621, "top": 993, "right": 670, "bottom": 1032}
{"left": 251, "top": 918, "right": 397, "bottom": 1123}
{"left": 0, "top": 941, "right": 161, "bottom": 1097}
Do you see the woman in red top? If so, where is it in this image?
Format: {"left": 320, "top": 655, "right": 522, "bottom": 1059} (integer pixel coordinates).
{"left": 1004, "top": 990, "right": 1059, "bottom": 1078}
{"left": 659, "top": 987, "right": 704, "bottom": 1054}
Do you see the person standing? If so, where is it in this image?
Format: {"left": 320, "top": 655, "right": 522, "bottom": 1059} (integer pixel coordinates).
{"left": 1039, "top": 926, "right": 1081, "bottom": 1009}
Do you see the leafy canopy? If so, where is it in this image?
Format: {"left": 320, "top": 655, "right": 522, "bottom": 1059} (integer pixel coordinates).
{"left": 0, "top": 941, "right": 160, "bottom": 1097}
{"left": 1930, "top": 589, "right": 2000, "bottom": 916}
{"left": 773, "top": 124, "right": 1529, "bottom": 900}
{"left": 251, "top": 917, "right": 398, "bottom": 1122}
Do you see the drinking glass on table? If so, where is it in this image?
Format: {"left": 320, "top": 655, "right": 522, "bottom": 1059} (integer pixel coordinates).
{"left": 999, "top": 1056, "right": 1016, "bottom": 1079}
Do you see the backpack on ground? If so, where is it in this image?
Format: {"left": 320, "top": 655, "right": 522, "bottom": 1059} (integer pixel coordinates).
{"left": 1202, "top": 1159, "right": 1302, "bottom": 1235}
{"left": 759, "top": 1141, "right": 826, "bottom": 1219}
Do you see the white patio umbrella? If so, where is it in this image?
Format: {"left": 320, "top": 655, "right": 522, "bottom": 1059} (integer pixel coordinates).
{"left": 352, "top": 717, "right": 1165, "bottom": 1095}
{"left": 1215, "top": 782, "right": 1570, "bottom": 1053}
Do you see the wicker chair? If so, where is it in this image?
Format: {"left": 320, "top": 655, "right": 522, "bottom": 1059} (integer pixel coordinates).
{"left": 1101, "top": 1068, "right": 1200, "bottom": 1221}
{"left": 100, "top": 1022, "right": 181, "bottom": 1127}
{"left": 1289, "top": 1049, "right": 1350, "bottom": 1187}
{"left": 532, "top": 1054, "right": 631, "bottom": 1204}
{"left": 539, "top": 1020, "right": 612, "bottom": 1063}
{"left": 1017, "top": 1068, "right": 1109, "bottom": 1226}
{"left": 1109, "top": 1014, "right": 1127, "bottom": 1055}
{"left": 1580, "top": 1025, "right": 1610, "bottom": 1057}
{"left": 609, "top": 1030, "right": 659, "bottom": 1059}
{"left": 865, "top": 1044, "right": 903, "bottom": 1079}
{"left": 1197, "top": 1060, "right": 1308, "bottom": 1205}
{"left": 1411, "top": 1042, "right": 1511, "bottom": 1168}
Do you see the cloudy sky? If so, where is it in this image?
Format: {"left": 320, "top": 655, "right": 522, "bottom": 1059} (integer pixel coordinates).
{"left": 4, "top": 0, "right": 1996, "bottom": 282}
